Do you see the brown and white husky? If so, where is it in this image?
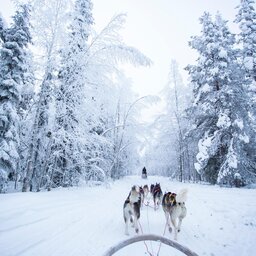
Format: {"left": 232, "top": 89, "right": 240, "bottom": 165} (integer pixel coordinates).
{"left": 162, "top": 189, "right": 188, "bottom": 240}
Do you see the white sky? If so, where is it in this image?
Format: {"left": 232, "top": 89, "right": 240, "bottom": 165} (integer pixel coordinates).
{"left": 1, "top": 0, "right": 241, "bottom": 96}
{"left": 92, "top": 0, "right": 241, "bottom": 96}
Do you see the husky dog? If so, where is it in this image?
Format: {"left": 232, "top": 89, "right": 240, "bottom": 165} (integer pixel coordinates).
{"left": 150, "top": 184, "right": 155, "bottom": 196}
{"left": 162, "top": 192, "right": 177, "bottom": 230}
{"left": 152, "top": 183, "right": 163, "bottom": 210}
{"left": 162, "top": 189, "right": 188, "bottom": 240}
{"left": 123, "top": 185, "right": 141, "bottom": 235}
{"left": 139, "top": 186, "right": 145, "bottom": 207}
{"left": 139, "top": 184, "right": 149, "bottom": 206}
{"left": 143, "top": 184, "right": 149, "bottom": 198}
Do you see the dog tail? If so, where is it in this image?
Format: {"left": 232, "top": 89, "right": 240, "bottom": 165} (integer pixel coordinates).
{"left": 176, "top": 188, "right": 188, "bottom": 203}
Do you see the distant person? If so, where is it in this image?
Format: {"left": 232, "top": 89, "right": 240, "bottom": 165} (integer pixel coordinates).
{"left": 141, "top": 166, "right": 147, "bottom": 179}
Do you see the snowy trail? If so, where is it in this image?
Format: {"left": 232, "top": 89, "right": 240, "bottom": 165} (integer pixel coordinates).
{"left": 0, "top": 176, "right": 256, "bottom": 256}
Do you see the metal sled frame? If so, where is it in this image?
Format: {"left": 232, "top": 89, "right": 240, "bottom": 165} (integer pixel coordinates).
{"left": 103, "top": 234, "right": 199, "bottom": 256}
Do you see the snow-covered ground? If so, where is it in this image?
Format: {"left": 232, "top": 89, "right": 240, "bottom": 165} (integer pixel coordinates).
{"left": 0, "top": 175, "right": 256, "bottom": 256}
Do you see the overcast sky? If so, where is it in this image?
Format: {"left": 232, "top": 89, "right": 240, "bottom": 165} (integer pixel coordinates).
{"left": 1, "top": 0, "right": 242, "bottom": 96}
{"left": 92, "top": 0, "right": 241, "bottom": 96}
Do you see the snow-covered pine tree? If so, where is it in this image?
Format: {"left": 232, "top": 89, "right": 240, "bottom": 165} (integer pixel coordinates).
{"left": 51, "top": 0, "right": 94, "bottom": 187}
{"left": 186, "top": 12, "right": 227, "bottom": 184}
{"left": 0, "top": 14, "right": 7, "bottom": 192}
{"left": 0, "top": 14, "right": 6, "bottom": 43}
{"left": 0, "top": 4, "right": 32, "bottom": 192}
{"left": 234, "top": 0, "right": 256, "bottom": 182}
{"left": 235, "top": 0, "right": 256, "bottom": 81}
{"left": 186, "top": 12, "right": 255, "bottom": 186}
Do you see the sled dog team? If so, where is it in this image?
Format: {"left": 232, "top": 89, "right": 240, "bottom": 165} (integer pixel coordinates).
{"left": 123, "top": 183, "right": 188, "bottom": 240}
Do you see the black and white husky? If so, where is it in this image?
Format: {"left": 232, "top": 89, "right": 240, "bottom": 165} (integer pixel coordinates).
{"left": 152, "top": 183, "right": 163, "bottom": 210}
{"left": 123, "top": 185, "right": 141, "bottom": 235}
{"left": 162, "top": 189, "right": 188, "bottom": 240}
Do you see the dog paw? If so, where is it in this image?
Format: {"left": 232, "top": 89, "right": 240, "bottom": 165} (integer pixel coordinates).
{"left": 135, "top": 228, "right": 139, "bottom": 233}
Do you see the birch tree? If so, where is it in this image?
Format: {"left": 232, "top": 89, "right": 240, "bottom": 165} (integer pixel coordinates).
{"left": 22, "top": 0, "right": 71, "bottom": 191}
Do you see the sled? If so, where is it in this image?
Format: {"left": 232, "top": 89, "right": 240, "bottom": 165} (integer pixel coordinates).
{"left": 141, "top": 173, "right": 147, "bottom": 179}
{"left": 103, "top": 234, "right": 199, "bottom": 256}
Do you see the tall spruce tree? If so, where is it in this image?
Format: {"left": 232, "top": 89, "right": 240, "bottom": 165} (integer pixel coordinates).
{"left": 235, "top": 0, "right": 256, "bottom": 81}
{"left": 51, "top": 0, "right": 94, "bottom": 187}
{"left": 0, "top": 4, "right": 32, "bottom": 192}
{"left": 0, "top": 14, "right": 6, "bottom": 43}
{"left": 186, "top": 12, "right": 255, "bottom": 186}
{"left": 235, "top": 0, "right": 256, "bottom": 180}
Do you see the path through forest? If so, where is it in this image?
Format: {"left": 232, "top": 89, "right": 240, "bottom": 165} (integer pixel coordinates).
{"left": 0, "top": 176, "right": 256, "bottom": 256}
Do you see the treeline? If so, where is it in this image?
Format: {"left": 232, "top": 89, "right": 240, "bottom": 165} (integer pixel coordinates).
{"left": 145, "top": 0, "right": 256, "bottom": 187}
{"left": 1, "top": 0, "right": 256, "bottom": 193}
{"left": 0, "top": 0, "right": 151, "bottom": 193}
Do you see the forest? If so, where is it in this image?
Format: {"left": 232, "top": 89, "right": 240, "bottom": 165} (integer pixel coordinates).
{"left": 0, "top": 0, "right": 256, "bottom": 193}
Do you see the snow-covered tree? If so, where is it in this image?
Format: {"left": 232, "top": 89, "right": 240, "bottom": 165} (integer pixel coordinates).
{"left": 144, "top": 60, "right": 192, "bottom": 179}
{"left": 50, "top": 0, "right": 94, "bottom": 187}
{"left": 0, "top": 5, "right": 31, "bottom": 192}
{"left": 17, "top": 44, "right": 35, "bottom": 191}
{"left": 53, "top": 10, "right": 152, "bottom": 184}
{"left": 235, "top": 0, "right": 256, "bottom": 80}
{"left": 235, "top": 0, "right": 256, "bottom": 173}
{"left": 166, "top": 60, "right": 192, "bottom": 181}
{"left": 0, "top": 13, "right": 6, "bottom": 43}
{"left": 83, "top": 13, "right": 151, "bottom": 180}
{"left": 0, "top": 4, "right": 32, "bottom": 192}
{"left": 21, "top": 0, "right": 71, "bottom": 192}
{"left": 186, "top": 12, "right": 255, "bottom": 185}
